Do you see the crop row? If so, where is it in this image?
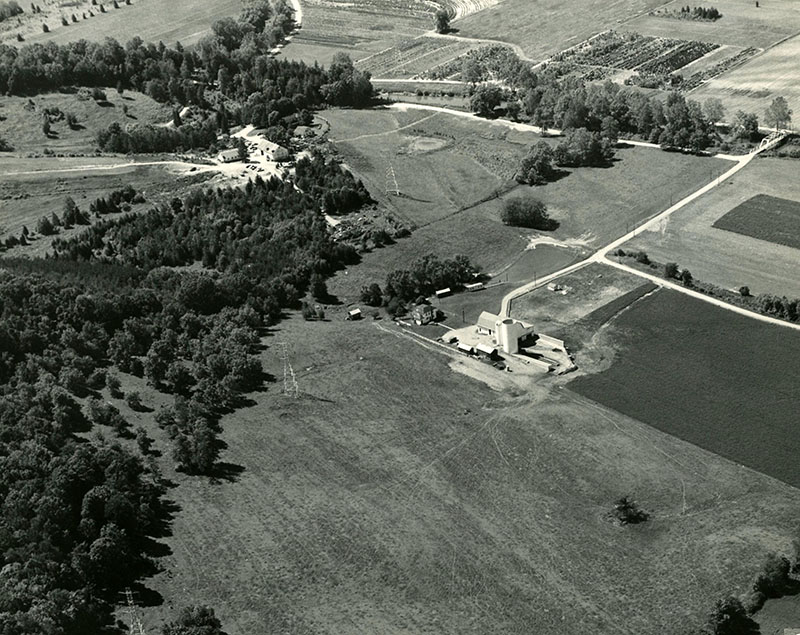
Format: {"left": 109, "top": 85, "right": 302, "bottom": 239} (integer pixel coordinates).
{"left": 357, "top": 37, "right": 476, "bottom": 78}
{"left": 681, "top": 47, "right": 759, "bottom": 90}
{"left": 637, "top": 41, "right": 719, "bottom": 74}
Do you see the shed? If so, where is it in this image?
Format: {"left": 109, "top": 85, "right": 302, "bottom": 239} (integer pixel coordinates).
{"left": 347, "top": 308, "right": 362, "bottom": 320}
{"left": 457, "top": 342, "right": 475, "bottom": 355}
{"left": 476, "top": 343, "right": 499, "bottom": 359}
{"left": 435, "top": 287, "right": 451, "bottom": 298}
{"left": 217, "top": 149, "right": 240, "bottom": 163}
{"left": 465, "top": 282, "right": 484, "bottom": 292}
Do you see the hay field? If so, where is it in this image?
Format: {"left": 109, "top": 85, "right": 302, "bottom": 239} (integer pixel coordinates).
{"left": 127, "top": 311, "right": 800, "bottom": 634}
{"left": 11, "top": 0, "right": 241, "bottom": 47}
{"left": 622, "top": 0, "right": 800, "bottom": 48}
{"left": 691, "top": 34, "right": 800, "bottom": 128}
{"left": 620, "top": 156, "right": 800, "bottom": 298}
{"left": 454, "top": 0, "right": 669, "bottom": 61}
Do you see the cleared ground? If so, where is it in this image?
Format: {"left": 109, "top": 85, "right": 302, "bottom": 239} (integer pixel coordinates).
{"left": 713, "top": 193, "right": 800, "bottom": 250}
{"left": 570, "top": 288, "right": 800, "bottom": 489}
{"left": 0, "top": 162, "right": 212, "bottom": 255}
{"left": 0, "top": 90, "right": 170, "bottom": 155}
{"left": 622, "top": 0, "right": 800, "bottom": 49}
{"left": 454, "top": 0, "right": 670, "bottom": 61}
{"left": 127, "top": 311, "right": 800, "bottom": 635}
{"left": 7, "top": 0, "right": 242, "bottom": 46}
{"left": 692, "top": 33, "right": 800, "bottom": 130}
{"left": 620, "top": 157, "right": 800, "bottom": 298}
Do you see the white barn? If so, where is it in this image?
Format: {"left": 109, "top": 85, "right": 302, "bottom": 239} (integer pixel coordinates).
{"left": 476, "top": 311, "right": 534, "bottom": 354}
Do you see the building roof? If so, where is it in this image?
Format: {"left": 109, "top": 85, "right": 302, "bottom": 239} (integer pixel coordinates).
{"left": 435, "top": 287, "right": 451, "bottom": 296}
{"left": 218, "top": 149, "right": 240, "bottom": 160}
{"left": 348, "top": 308, "right": 362, "bottom": 315}
{"left": 476, "top": 343, "right": 497, "bottom": 355}
{"left": 457, "top": 342, "right": 474, "bottom": 353}
{"left": 477, "top": 311, "right": 500, "bottom": 331}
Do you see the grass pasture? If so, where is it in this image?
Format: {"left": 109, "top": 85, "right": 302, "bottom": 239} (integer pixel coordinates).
{"left": 454, "top": 0, "right": 669, "bottom": 61}
{"left": 569, "top": 288, "right": 800, "bottom": 489}
{"left": 712, "top": 193, "right": 800, "bottom": 250}
{"left": 691, "top": 33, "right": 800, "bottom": 130}
{"left": 131, "top": 312, "right": 800, "bottom": 635}
{"left": 622, "top": 0, "right": 800, "bottom": 49}
{"left": 0, "top": 90, "right": 170, "bottom": 155}
{"left": 7, "top": 0, "right": 242, "bottom": 46}
{"left": 620, "top": 157, "right": 800, "bottom": 298}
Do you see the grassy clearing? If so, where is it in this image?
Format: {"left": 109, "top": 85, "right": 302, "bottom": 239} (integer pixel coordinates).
{"left": 509, "top": 263, "right": 648, "bottom": 334}
{"left": 713, "top": 193, "right": 800, "bottom": 250}
{"left": 129, "top": 311, "right": 800, "bottom": 635}
{"left": 570, "top": 288, "right": 800, "bottom": 489}
{"left": 532, "top": 146, "right": 731, "bottom": 246}
{"left": 692, "top": 33, "right": 800, "bottom": 131}
{"left": 0, "top": 164, "right": 212, "bottom": 255}
{"left": 454, "top": 0, "right": 669, "bottom": 61}
{"left": 0, "top": 90, "right": 170, "bottom": 154}
{"left": 8, "top": 0, "right": 242, "bottom": 47}
{"left": 622, "top": 0, "right": 800, "bottom": 48}
{"left": 621, "top": 157, "right": 800, "bottom": 298}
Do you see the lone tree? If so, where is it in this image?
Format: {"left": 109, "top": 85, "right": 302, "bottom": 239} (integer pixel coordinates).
{"left": 500, "top": 197, "right": 558, "bottom": 230}
{"left": 517, "top": 141, "right": 557, "bottom": 185}
{"left": 704, "top": 597, "right": 759, "bottom": 635}
{"left": 764, "top": 95, "right": 792, "bottom": 130}
{"left": 434, "top": 8, "right": 450, "bottom": 33}
{"left": 612, "top": 496, "right": 649, "bottom": 525}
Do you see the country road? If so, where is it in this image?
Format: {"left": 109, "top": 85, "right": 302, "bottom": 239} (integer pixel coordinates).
{"left": 496, "top": 131, "right": 799, "bottom": 331}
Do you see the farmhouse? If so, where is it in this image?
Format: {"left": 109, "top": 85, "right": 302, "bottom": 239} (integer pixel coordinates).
{"left": 262, "top": 139, "right": 289, "bottom": 161}
{"left": 477, "top": 311, "right": 535, "bottom": 354}
{"left": 217, "top": 149, "right": 241, "bottom": 163}
{"left": 410, "top": 303, "right": 437, "bottom": 325}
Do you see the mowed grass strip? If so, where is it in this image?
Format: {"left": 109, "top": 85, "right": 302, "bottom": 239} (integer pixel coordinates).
{"left": 712, "top": 193, "right": 800, "bottom": 250}
{"left": 569, "top": 289, "right": 800, "bottom": 488}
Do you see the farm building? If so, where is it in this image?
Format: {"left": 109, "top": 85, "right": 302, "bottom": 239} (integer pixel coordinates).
{"left": 347, "top": 308, "right": 362, "bottom": 320}
{"left": 457, "top": 342, "right": 475, "bottom": 355}
{"left": 465, "top": 282, "right": 484, "bottom": 292}
{"left": 217, "top": 149, "right": 241, "bottom": 163}
{"left": 476, "top": 343, "right": 499, "bottom": 360}
{"left": 410, "top": 303, "right": 437, "bottom": 325}
{"left": 435, "top": 287, "right": 452, "bottom": 298}
{"left": 262, "top": 139, "right": 289, "bottom": 161}
{"left": 476, "top": 311, "right": 535, "bottom": 354}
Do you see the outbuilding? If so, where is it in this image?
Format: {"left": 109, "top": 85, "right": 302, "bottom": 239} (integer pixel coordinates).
{"left": 457, "top": 342, "right": 475, "bottom": 355}
{"left": 347, "top": 308, "right": 362, "bottom": 320}
{"left": 435, "top": 287, "right": 452, "bottom": 298}
{"left": 217, "top": 149, "right": 241, "bottom": 163}
{"left": 476, "top": 343, "right": 499, "bottom": 360}
{"left": 465, "top": 282, "right": 484, "bottom": 292}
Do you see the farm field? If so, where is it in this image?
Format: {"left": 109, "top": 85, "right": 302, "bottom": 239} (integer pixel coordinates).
{"left": 0, "top": 90, "right": 170, "bottom": 155}
{"left": 621, "top": 0, "right": 800, "bottom": 48}
{"left": 620, "top": 157, "right": 800, "bottom": 298}
{"left": 130, "top": 312, "right": 800, "bottom": 635}
{"left": 569, "top": 288, "right": 800, "bottom": 489}
{"left": 285, "top": 0, "right": 430, "bottom": 67}
{"left": 713, "top": 193, "right": 800, "bottom": 251}
{"left": 356, "top": 36, "right": 480, "bottom": 78}
{"left": 692, "top": 33, "right": 800, "bottom": 129}
{"left": 6, "top": 0, "right": 242, "bottom": 46}
{"left": 454, "top": 0, "right": 669, "bottom": 61}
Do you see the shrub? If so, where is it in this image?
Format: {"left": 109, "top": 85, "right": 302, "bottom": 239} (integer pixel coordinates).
{"left": 664, "top": 262, "right": 679, "bottom": 278}
{"left": 360, "top": 283, "right": 383, "bottom": 307}
{"left": 125, "top": 391, "right": 145, "bottom": 411}
{"left": 612, "top": 496, "right": 649, "bottom": 525}
{"left": 500, "top": 197, "right": 558, "bottom": 230}
{"left": 106, "top": 373, "right": 123, "bottom": 397}
{"left": 739, "top": 286, "right": 750, "bottom": 297}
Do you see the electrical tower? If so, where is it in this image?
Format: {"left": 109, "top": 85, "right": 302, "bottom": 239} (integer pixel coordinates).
{"left": 277, "top": 342, "right": 299, "bottom": 398}
{"left": 385, "top": 164, "right": 400, "bottom": 196}
{"left": 125, "top": 588, "right": 147, "bottom": 635}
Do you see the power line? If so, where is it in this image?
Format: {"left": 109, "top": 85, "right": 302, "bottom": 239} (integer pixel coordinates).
{"left": 277, "top": 341, "right": 299, "bottom": 398}
{"left": 125, "top": 588, "right": 147, "bottom": 635}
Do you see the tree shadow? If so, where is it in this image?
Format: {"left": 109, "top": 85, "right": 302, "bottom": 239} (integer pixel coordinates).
{"left": 396, "top": 192, "right": 432, "bottom": 203}
{"left": 209, "top": 461, "right": 245, "bottom": 483}
{"left": 96, "top": 100, "right": 115, "bottom": 108}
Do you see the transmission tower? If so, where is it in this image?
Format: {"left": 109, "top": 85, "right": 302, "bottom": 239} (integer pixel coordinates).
{"left": 125, "top": 588, "right": 147, "bottom": 635}
{"left": 385, "top": 164, "right": 400, "bottom": 196}
{"left": 277, "top": 342, "right": 299, "bottom": 398}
